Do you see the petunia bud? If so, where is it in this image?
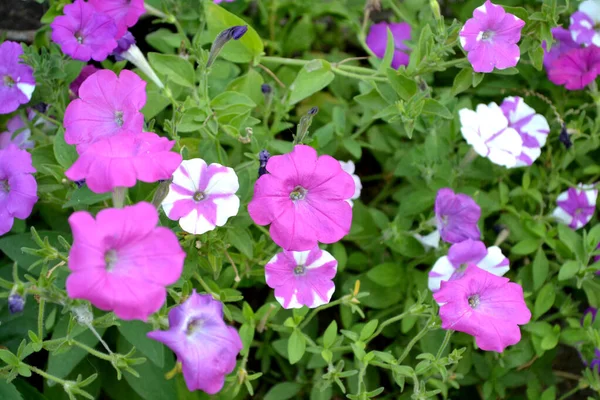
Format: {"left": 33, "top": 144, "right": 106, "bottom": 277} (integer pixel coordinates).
{"left": 559, "top": 123, "right": 572, "bottom": 149}
{"left": 430, "top": 0, "right": 442, "bottom": 23}
{"left": 258, "top": 150, "right": 271, "bottom": 178}
{"left": 294, "top": 107, "right": 319, "bottom": 144}
{"left": 8, "top": 293, "right": 24, "bottom": 314}
{"left": 261, "top": 84, "right": 272, "bottom": 94}
{"left": 112, "top": 31, "right": 136, "bottom": 61}
{"left": 207, "top": 26, "right": 248, "bottom": 68}
{"left": 152, "top": 179, "right": 172, "bottom": 208}
{"left": 74, "top": 179, "right": 86, "bottom": 188}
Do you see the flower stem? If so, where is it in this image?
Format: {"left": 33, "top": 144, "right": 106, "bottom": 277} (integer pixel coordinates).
{"left": 72, "top": 339, "right": 113, "bottom": 362}
{"left": 397, "top": 316, "right": 433, "bottom": 364}
{"left": 27, "top": 364, "right": 70, "bottom": 386}
{"left": 332, "top": 67, "right": 388, "bottom": 82}
{"left": 435, "top": 329, "right": 454, "bottom": 359}
{"left": 37, "top": 299, "right": 45, "bottom": 339}
{"left": 112, "top": 187, "right": 126, "bottom": 208}
{"left": 298, "top": 297, "right": 346, "bottom": 330}
{"left": 144, "top": 3, "right": 168, "bottom": 19}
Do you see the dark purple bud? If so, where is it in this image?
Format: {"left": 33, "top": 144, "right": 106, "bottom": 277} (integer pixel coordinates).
{"left": 261, "top": 84, "right": 272, "bottom": 94}
{"left": 230, "top": 25, "right": 248, "bottom": 40}
{"left": 559, "top": 124, "right": 572, "bottom": 149}
{"left": 32, "top": 103, "right": 49, "bottom": 114}
{"left": 8, "top": 294, "right": 24, "bottom": 314}
{"left": 207, "top": 26, "right": 249, "bottom": 67}
{"left": 308, "top": 106, "right": 319, "bottom": 116}
{"left": 258, "top": 150, "right": 271, "bottom": 177}
{"left": 74, "top": 179, "right": 86, "bottom": 188}
{"left": 492, "top": 224, "right": 506, "bottom": 234}
{"left": 112, "top": 31, "right": 136, "bottom": 61}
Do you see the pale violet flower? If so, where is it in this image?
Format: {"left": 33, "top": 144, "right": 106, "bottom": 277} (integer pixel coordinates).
{"left": 459, "top": 103, "right": 523, "bottom": 168}
{"left": 161, "top": 159, "right": 240, "bottom": 235}
{"left": 570, "top": 0, "right": 600, "bottom": 47}
{"left": 552, "top": 184, "right": 598, "bottom": 230}
{"left": 339, "top": 160, "right": 362, "bottom": 206}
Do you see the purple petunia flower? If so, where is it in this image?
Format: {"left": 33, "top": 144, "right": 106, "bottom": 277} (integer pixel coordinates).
{"left": 265, "top": 246, "right": 338, "bottom": 309}
{"left": 552, "top": 184, "right": 597, "bottom": 230}
{"left": 547, "top": 46, "right": 600, "bottom": 90}
{"left": 69, "top": 65, "right": 99, "bottom": 99}
{"left": 51, "top": 0, "right": 118, "bottom": 62}
{"left": 0, "top": 114, "right": 35, "bottom": 150}
{"left": 435, "top": 188, "right": 481, "bottom": 244}
{"left": 366, "top": 22, "right": 411, "bottom": 69}
{"left": 543, "top": 28, "right": 579, "bottom": 71}
{"left": 214, "top": 0, "right": 236, "bottom": 4}
{"left": 0, "top": 145, "right": 38, "bottom": 235}
{"left": 147, "top": 290, "right": 242, "bottom": 394}
{"left": 428, "top": 239, "right": 509, "bottom": 292}
{"left": 89, "top": 0, "right": 145, "bottom": 39}
{"left": 570, "top": 0, "right": 600, "bottom": 47}
{"left": 0, "top": 41, "right": 36, "bottom": 115}
{"left": 112, "top": 31, "right": 136, "bottom": 61}
{"left": 459, "top": 0, "right": 525, "bottom": 73}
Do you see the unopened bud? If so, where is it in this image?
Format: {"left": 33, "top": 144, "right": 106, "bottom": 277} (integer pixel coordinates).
{"left": 261, "top": 84, "right": 272, "bottom": 94}
{"left": 152, "top": 179, "right": 172, "bottom": 208}
{"left": 430, "top": 0, "right": 442, "bottom": 22}
{"left": 559, "top": 124, "right": 572, "bottom": 149}
{"left": 8, "top": 293, "right": 24, "bottom": 314}
{"left": 293, "top": 107, "right": 319, "bottom": 144}
{"left": 207, "top": 26, "right": 248, "bottom": 68}
{"left": 258, "top": 150, "right": 271, "bottom": 177}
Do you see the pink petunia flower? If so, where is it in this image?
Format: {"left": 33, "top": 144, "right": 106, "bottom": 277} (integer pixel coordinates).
{"left": 66, "top": 202, "right": 185, "bottom": 321}
{"left": 339, "top": 160, "right": 362, "bottom": 207}
{"left": 459, "top": 102, "right": 523, "bottom": 168}
{"left": 435, "top": 188, "right": 481, "bottom": 244}
{"left": 69, "top": 65, "right": 99, "bottom": 98}
{"left": 570, "top": 0, "right": 600, "bottom": 47}
{"left": 547, "top": 46, "right": 600, "bottom": 90}
{"left": 0, "top": 41, "right": 36, "bottom": 115}
{"left": 366, "top": 22, "right": 412, "bottom": 69}
{"left": 0, "top": 114, "right": 35, "bottom": 150}
{"left": 543, "top": 28, "right": 579, "bottom": 70}
{"left": 265, "top": 246, "right": 337, "bottom": 309}
{"left": 428, "top": 239, "right": 509, "bottom": 292}
{"left": 552, "top": 184, "right": 598, "bottom": 230}
{"left": 89, "top": 0, "right": 145, "bottom": 39}
{"left": 434, "top": 265, "right": 531, "bottom": 352}
{"left": 64, "top": 69, "right": 146, "bottom": 151}
{"left": 161, "top": 159, "right": 240, "bottom": 235}
{"left": 65, "top": 132, "right": 182, "bottom": 194}
{"left": 0, "top": 145, "right": 37, "bottom": 235}
{"left": 459, "top": 0, "right": 525, "bottom": 73}
{"left": 248, "top": 145, "right": 355, "bottom": 251}
{"left": 147, "top": 290, "right": 242, "bottom": 394}
{"left": 499, "top": 96, "right": 550, "bottom": 167}
{"left": 50, "top": 0, "right": 118, "bottom": 62}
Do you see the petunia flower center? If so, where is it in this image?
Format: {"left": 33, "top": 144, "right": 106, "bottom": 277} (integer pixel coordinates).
{"left": 104, "top": 249, "right": 118, "bottom": 272}
{"left": 186, "top": 318, "right": 204, "bottom": 335}
{"left": 293, "top": 265, "right": 306, "bottom": 276}
{"left": 3, "top": 75, "right": 15, "bottom": 88}
{"left": 193, "top": 191, "right": 206, "bottom": 201}
{"left": 481, "top": 30, "right": 494, "bottom": 41}
{"left": 74, "top": 31, "right": 84, "bottom": 44}
{"left": 114, "top": 111, "right": 124, "bottom": 127}
{"left": 468, "top": 294, "right": 480, "bottom": 309}
{"left": 289, "top": 186, "right": 307, "bottom": 201}
{"left": 0, "top": 179, "right": 9, "bottom": 193}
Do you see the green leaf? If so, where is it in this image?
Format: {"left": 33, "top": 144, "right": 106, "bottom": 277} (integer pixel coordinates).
{"left": 323, "top": 320, "right": 338, "bottom": 348}
{"left": 558, "top": 224, "right": 584, "bottom": 261}
{"left": 530, "top": 46, "right": 544, "bottom": 71}
{"left": 53, "top": 128, "right": 78, "bottom": 170}
{"left": 0, "top": 349, "right": 20, "bottom": 366}
{"left": 534, "top": 283, "right": 555, "bottom": 319}
{"left": 287, "top": 59, "right": 335, "bottom": 106}
{"left": 239, "top": 323, "right": 255, "bottom": 357}
{"left": 421, "top": 99, "right": 452, "bottom": 119}
{"left": 451, "top": 68, "right": 473, "bottom": 96}
{"left": 0, "top": 231, "right": 71, "bottom": 269}
{"left": 558, "top": 260, "right": 580, "bottom": 281}
{"left": 342, "top": 138, "right": 362, "bottom": 159}
{"left": 206, "top": 3, "right": 264, "bottom": 64}
{"left": 264, "top": 383, "right": 303, "bottom": 400}
{"left": 378, "top": 28, "right": 395, "bottom": 72}
{"left": 583, "top": 279, "right": 600, "bottom": 308}
{"left": 366, "top": 263, "right": 402, "bottom": 287}
{"left": 359, "top": 320, "right": 378, "bottom": 341}
{"left": 63, "top": 186, "right": 112, "bottom": 208}
{"left": 227, "top": 227, "right": 254, "bottom": 259}
{"left": 512, "top": 239, "right": 541, "bottom": 256}
{"left": 532, "top": 249, "right": 549, "bottom": 290}
{"left": 0, "top": 380, "right": 22, "bottom": 400}
{"left": 211, "top": 91, "right": 256, "bottom": 110}
{"left": 226, "top": 68, "right": 265, "bottom": 105}
{"left": 118, "top": 320, "right": 164, "bottom": 368}
{"left": 148, "top": 53, "right": 195, "bottom": 87}
{"left": 288, "top": 330, "right": 306, "bottom": 364}
{"left": 386, "top": 68, "right": 417, "bottom": 101}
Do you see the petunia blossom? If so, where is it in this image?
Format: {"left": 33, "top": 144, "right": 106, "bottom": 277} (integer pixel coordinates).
{"left": 0, "top": 41, "right": 36, "bottom": 115}
{"left": 459, "top": 0, "right": 525, "bottom": 73}
{"left": 428, "top": 239, "right": 509, "bottom": 292}
{"left": 459, "top": 102, "right": 523, "bottom": 168}
{"left": 161, "top": 159, "right": 240, "bottom": 235}
{"left": 50, "top": 0, "right": 118, "bottom": 62}
{"left": 214, "top": 0, "right": 235, "bottom": 3}
{"left": 570, "top": 0, "right": 600, "bottom": 47}
{"left": 339, "top": 160, "right": 362, "bottom": 207}
{"left": 248, "top": 145, "right": 355, "bottom": 251}
{"left": 547, "top": 46, "right": 600, "bottom": 90}
{"left": 147, "top": 290, "right": 242, "bottom": 394}
{"left": 0, "top": 145, "right": 37, "bottom": 235}
{"left": 435, "top": 188, "right": 481, "bottom": 244}
{"left": 66, "top": 202, "right": 185, "bottom": 321}
{"left": 89, "top": 0, "right": 145, "bottom": 39}
{"left": 366, "top": 22, "right": 411, "bottom": 69}
{"left": 265, "top": 246, "right": 337, "bottom": 309}
{"left": 552, "top": 184, "right": 598, "bottom": 230}
{"left": 69, "top": 65, "right": 99, "bottom": 98}
{"left": 0, "top": 114, "right": 35, "bottom": 150}
{"left": 499, "top": 96, "right": 550, "bottom": 167}
{"left": 64, "top": 69, "right": 146, "bottom": 150}
{"left": 65, "top": 132, "right": 182, "bottom": 194}
{"left": 543, "top": 28, "right": 579, "bottom": 70}
{"left": 434, "top": 264, "right": 531, "bottom": 352}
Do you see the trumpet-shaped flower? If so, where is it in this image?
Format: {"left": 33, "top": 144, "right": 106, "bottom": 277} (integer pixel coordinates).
{"left": 147, "top": 290, "right": 242, "bottom": 393}
{"left": 366, "top": 22, "right": 412, "bottom": 69}
{"left": 265, "top": 246, "right": 337, "bottom": 309}
{"left": 552, "top": 184, "right": 598, "bottom": 230}
{"left": 161, "top": 159, "right": 240, "bottom": 235}
{"left": 570, "top": 0, "right": 600, "bottom": 47}
{"left": 543, "top": 28, "right": 579, "bottom": 70}
{"left": 547, "top": 46, "right": 600, "bottom": 90}
{"left": 428, "top": 239, "right": 509, "bottom": 292}
{"left": 459, "top": 0, "right": 525, "bottom": 73}
{"left": 89, "top": 0, "right": 145, "bottom": 39}
{"left": 434, "top": 265, "right": 531, "bottom": 352}
{"left": 248, "top": 145, "right": 355, "bottom": 251}
{"left": 66, "top": 202, "right": 185, "bottom": 320}
{"left": 0, "top": 114, "right": 35, "bottom": 150}
{"left": 435, "top": 188, "right": 481, "bottom": 244}
{"left": 339, "top": 160, "right": 362, "bottom": 206}
{"left": 0, "top": 41, "right": 36, "bottom": 115}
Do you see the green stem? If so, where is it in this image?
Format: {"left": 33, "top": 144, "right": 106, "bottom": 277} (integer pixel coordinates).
{"left": 144, "top": 3, "right": 168, "bottom": 20}
{"left": 112, "top": 187, "right": 126, "bottom": 208}
{"left": 435, "top": 329, "right": 454, "bottom": 359}
{"left": 298, "top": 297, "right": 346, "bottom": 330}
{"left": 37, "top": 299, "right": 45, "bottom": 339}
{"left": 28, "top": 364, "right": 69, "bottom": 386}
{"left": 397, "top": 317, "right": 433, "bottom": 364}
{"left": 260, "top": 56, "right": 383, "bottom": 77}
{"left": 366, "top": 311, "right": 409, "bottom": 344}
{"left": 332, "top": 67, "right": 387, "bottom": 82}
{"left": 72, "top": 339, "right": 113, "bottom": 362}
{"left": 194, "top": 273, "right": 218, "bottom": 298}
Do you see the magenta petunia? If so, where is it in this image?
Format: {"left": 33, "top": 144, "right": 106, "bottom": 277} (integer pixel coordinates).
{"left": 65, "top": 132, "right": 182, "bottom": 194}
{"left": 214, "top": 0, "right": 235, "bottom": 3}
{"left": 66, "top": 202, "right": 185, "bottom": 321}
{"left": 64, "top": 69, "right": 146, "bottom": 151}
{"left": 459, "top": 0, "right": 525, "bottom": 73}
{"left": 0, "top": 145, "right": 37, "bottom": 235}
{"left": 547, "top": 46, "right": 600, "bottom": 90}
{"left": 265, "top": 246, "right": 337, "bottom": 309}
{"left": 147, "top": 290, "right": 242, "bottom": 394}
{"left": 552, "top": 184, "right": 598, "bottom": 230}
{"left": 434, "top": 265, "right": 531, "bottom": 352}
{"left": 50, "top": 0, "right": 118, "bottom": 62}
{"left": 366, "top": 22, "right": 411, "bottom": 69}
{"left": 248, "top": 145, "right": 355, "bottom": 251}
{"left": 543, "top": 27, "right": 579, "bottom": 72}
{"left": 69, "top": 65, "right": 99, "bottom": 98}
{"left": 0, "top": 41, "right": 36, "bottom": 115}
{"left": 89, "top": 0, "right": 145, "bottom": 39}
{"left": 161, "top": 159, "right": 240, "bottom": 235}
{"left": 0, "top": 114, "right": 35, "bottom": 150}
{"left": 435, "top": 188, "right": 481, "bottom": 244}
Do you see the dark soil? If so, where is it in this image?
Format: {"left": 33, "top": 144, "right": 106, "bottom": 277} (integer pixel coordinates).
{"left": 0, "top": 0, "right": 45, "bottom": 31}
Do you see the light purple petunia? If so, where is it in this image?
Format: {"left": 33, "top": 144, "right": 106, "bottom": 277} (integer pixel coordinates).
{"left": 435, "top": 188, "right": 481, "bottom": 244}
{"left": 0, "top": 145, "right": 37, "bottom": 235}
{"left": 543, "top": 28, "right": 579, "bottom": 71}
{"left": 161, "top": 159, "right": 240, "bottom": 235}
{"left": 89, "top": 0, "right": 145, "bottom": 39}
{"left": 0, "top": 41, "right": 36, "bottom": 115}
{"left": 366, "top": 22, "right": 412, "bottom": 69}
{"left": 552, "top": 184, "right": 598, "bottom": 230}
{"left": 570, "top": 0, "right": 600, "bottom": 47}
{"left": 459, "top": 0, "right": 525, "bottom": 73}
{"left": 0, "top": 114, "right": 35, "bottom": 150}
{"left": 265, "top": 246, "right": 337, "bottom": 309}
{"left": 112, "top": 31, "right": 136, "bottom": 61}
{"left": 547, "top": 46, "right": 600, "bottom": 90}
{"left": 147, "top": 290, "right": 242, "bottom": 394}
{"left": 50, "top": 0, "right": 118, "bottom": 62}
{"left": 214, "top": 0, "right": 236, "bottom": 4}
{"left": 428, "top": 239, "right": 509, "bottom": 292}
{"left": 499, "top": 96, "right": 550, "bottom": 167}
